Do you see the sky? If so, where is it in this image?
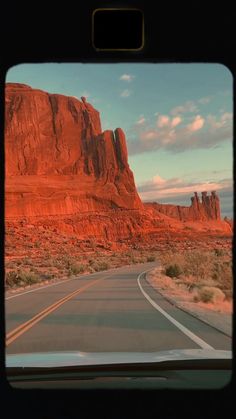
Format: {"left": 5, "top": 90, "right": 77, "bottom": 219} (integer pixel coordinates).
{"left": 6, "top": 63, "right": 233, "bottom": 217}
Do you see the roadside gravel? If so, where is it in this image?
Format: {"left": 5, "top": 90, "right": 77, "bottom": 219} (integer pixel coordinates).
{"left": 146, "top": 268, "right": 232, "bottom": 337}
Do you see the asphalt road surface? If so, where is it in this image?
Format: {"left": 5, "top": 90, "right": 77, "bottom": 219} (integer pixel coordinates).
{"left": 5, "top": 262, "right": 231, "bottom": 354}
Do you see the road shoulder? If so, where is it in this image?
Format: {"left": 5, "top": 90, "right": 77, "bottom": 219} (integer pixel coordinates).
{"left": 146, "top": 268, "right": 232, "bottom": 337}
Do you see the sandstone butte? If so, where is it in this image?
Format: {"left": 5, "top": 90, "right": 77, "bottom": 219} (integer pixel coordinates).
{"left": 5, "top": 83, "right": 232, "bottom": 243}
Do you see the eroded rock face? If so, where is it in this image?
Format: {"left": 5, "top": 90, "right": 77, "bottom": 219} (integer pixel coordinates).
{"left": 5, "top": 83, "right": 101, "bottom": 175}
{"left": 5, "top": 83, "right": 230, "bottom": 241}
{"left": 5, "top": 83, "right": 142, "bottom": 215}
{"left": 145, "top": 191, "right": 221, "bottom": 222}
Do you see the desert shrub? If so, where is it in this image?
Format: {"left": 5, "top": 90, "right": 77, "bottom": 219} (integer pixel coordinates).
{"left": 5, "top": 270, "right": 40, "bottom": 287}
{"left": 212, "top": 261, "right": 232, "bottom": 290}
{"left": 138, "top": 257, "right": 147, "bottom": 263}
{"left": 214, "top": 248, "right": 224, "bottom": 257}
{"left": 5, "top": 271, "right": 22, "bottom": 287}
{"left": 40, "top": 273, "right": 54, "bottom": 280}
{"left": 147, "top": 255, "right": 156, "bottom": 262}
{"left": 68, "top": 263, "right": 85, "bottom": 275}
{"left": 178, "top": 275, "right": 199, "bottom": 292}
{"left": 55, "top": 254, "right": 76, "bottom": 269}
{"left": 195, "top": 286, "right": 225, "bottom": 303}
{"left": 19, "top": 271, "right": 40, "bottom": 284}
{"left": 183, "top": 251, "right": 212, "bottom": 279}
{"left": 165, "top": 264, "right": 182, "bottom": 278}
{"left": 34, "top": 241, "right": 41, "bottom": 248}
{"left": 158, "top": 248, "right": 232, "bottom": 300}
{"left": 16, "top": 260, "right": 23, "bottom": 266}
{"left": 22, "top": 257, "right": 33, "bottom": 265}
{"left": 92, "top": 261, "right": 110, "bottom": 272}
{"left": 28, "top": 273, "right": 40, "bottom": 284}
{"left": 125, "top": 251, "right": 133, "bottom": 258}
{"left": 5, "top": 260, "right": 17, "bottom": 269}
{"left": 161, "top": 250, "right": 212, "bottom": 280}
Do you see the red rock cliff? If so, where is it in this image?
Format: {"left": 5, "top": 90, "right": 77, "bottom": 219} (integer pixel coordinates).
{"left": 145, "top": 190, "right": 221, "bottom": 221}
{"left": 5, "top": 83, "right": 142, "bottom": 216}
{"left": 5, "top": 83, "right": 229, "bottom": 240}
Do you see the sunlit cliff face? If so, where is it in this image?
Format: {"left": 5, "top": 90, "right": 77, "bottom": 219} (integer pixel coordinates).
{"left": 5, "top": 83, "right": 231, "bottom": 241}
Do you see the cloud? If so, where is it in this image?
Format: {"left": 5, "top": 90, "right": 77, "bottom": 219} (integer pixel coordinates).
{"left": 137, "top": 175, "right": 233, "bottom": 216}
{"left": 136, "top": 116, "right": 146, "bottom": 125}
{"left": 207, "top": 112, "right": 232, "bottom": 130}
{"left": 127, "top": 112, "right": 232, "bottom": 155}
{"left": 187, "top": 115, "right": 205, "bottom": 132}
{"left": 170, "top": 100, "right": 198, "bottom": 116}
{"left": 141, "top": 131, "right": 156, "bottom": 140}
{"left": 171, "top": 116, "right": 182, "bottom": 127}
{"left": 120, "top": 89, "right": 131, "bottom": 98}
{"left": 157, "top": 115, "right": 170, "bottom": 128}
{"left": 156, "top": 115, "right": 182, "bottom": 130}
{"left": 120, "top": 74, "right": 135, "bottom": 82}
{"left": 152, "top": 174, "right": 166, "bottom": 185}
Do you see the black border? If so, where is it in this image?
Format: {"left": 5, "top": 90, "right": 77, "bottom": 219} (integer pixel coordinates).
{"left": 0, "top": 1, "right": 235, "bottom": 418}
{"left": 92, "top": 8, "right": 144, "bottom": 51}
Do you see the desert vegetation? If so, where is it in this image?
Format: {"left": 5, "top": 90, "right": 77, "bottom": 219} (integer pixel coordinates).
{"left": 4, "top": 219, "right": 231, "bottom": 291}
{"left": 156, "top": 248, "right": 232, "bottom": 305}
{"left": 5, "top": 270, "right": 40, "bottom": 288}
{"left": 4, "top": 251, "right": 156, "bottom": 289}
{"left": 4, "top": 221, "right": 158, "bottom": 289}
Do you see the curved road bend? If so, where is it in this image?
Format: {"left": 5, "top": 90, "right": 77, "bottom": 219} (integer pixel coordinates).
{"left": 5, "top": 262, "right": 231, "bottom": 354}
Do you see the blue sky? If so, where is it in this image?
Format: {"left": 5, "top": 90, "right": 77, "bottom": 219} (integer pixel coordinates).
{"left": 6, "top": 64, "right": 233, "bottom": 217}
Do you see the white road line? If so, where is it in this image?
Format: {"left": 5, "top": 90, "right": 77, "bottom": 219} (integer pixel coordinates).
{"left": 5, "top": 263, "right": 154, "bottom": 301}
{"left": 137, "top": 270, "right": 214, "bottom": 350}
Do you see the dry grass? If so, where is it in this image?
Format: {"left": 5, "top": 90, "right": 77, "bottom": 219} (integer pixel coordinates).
{"left": 194, "top": 286, "right": 225, "bottom": 303}
{"left": 159, "top": 248, "right": 232, "bottom": 302}
{"left": 5, "top": 220, "right": 232, "bottom": 295}
{"left": 5, "top": 243, "right": 159, "bottom": 289}
{"left": 5, "top": 270, "right": 40, "bottom": 288}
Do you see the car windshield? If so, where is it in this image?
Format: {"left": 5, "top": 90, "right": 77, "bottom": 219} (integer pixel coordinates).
{"left": 5, "top": 64, "right": 233, "bottom": 387}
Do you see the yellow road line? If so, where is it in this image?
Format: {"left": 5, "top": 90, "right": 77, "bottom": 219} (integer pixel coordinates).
{"left": 6, "top": 277, "right": 104, "bottom": 346}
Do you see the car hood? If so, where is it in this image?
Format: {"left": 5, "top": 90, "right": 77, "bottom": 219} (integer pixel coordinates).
{"left": 6, "top": 349, "right": 232, "bottom": 368}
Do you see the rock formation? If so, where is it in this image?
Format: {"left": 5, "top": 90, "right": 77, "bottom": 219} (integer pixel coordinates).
{"left": 5, "top": 83, "right": 142, "bottom": 216}
{"left": 145, "top": 191, "right": 221, "bottom": 222}
{"left": 5, "top": 83, "right": 230, "bottom": 241}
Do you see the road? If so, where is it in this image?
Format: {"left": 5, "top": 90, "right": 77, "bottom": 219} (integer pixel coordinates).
{"left": 5, "top": 262, "right": 231, "bottom": 354}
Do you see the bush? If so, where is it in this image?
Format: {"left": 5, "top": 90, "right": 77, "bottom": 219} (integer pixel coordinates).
{"left": 68, "top": 263, "right": 85, "bottom": 275}
{"left": 93, "top": 261, "right": 110, "bottom": 272}
{"left": 23, "top": 257, "right": 33, "bottom": 265}
{"left": 54, "top": 254, "right": 77, "bottom": 270}
{"left": 195, "top": 286, "right": 225, "bottom": 303}
{"left": 147, "top": 255, "right": 156, "bottom": 262}
{"left": 23, "top": 272, "right": 40, "bottom": 284}
{"left": 214, "top": 248, "right": 224, "bottom": 257}
{"left": 165, "top": 264, "right": 182, "bottom": 278}
{"left": 5, "top": 271, "right": 22, "bottom": 287}
{"left": 212, "top": 261, "right": 232, "bottom": 290}
{"left": 5, "top": 270, "right": 40, "bottom": 287}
